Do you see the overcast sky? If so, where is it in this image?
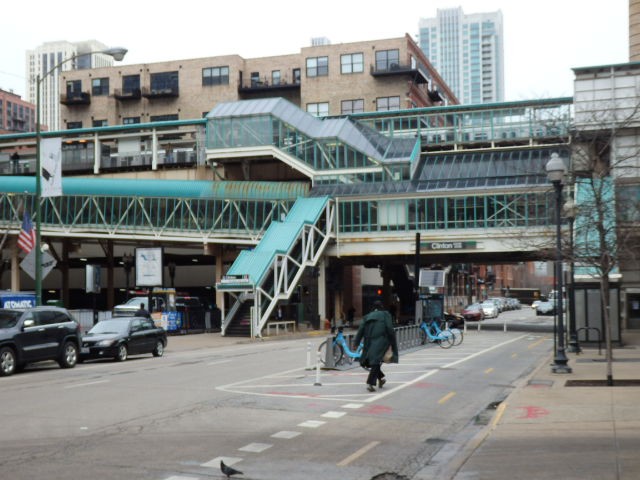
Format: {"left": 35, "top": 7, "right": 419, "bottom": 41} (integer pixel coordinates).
{"left": 0, "top": 0, "right": 629, "bottom": 102}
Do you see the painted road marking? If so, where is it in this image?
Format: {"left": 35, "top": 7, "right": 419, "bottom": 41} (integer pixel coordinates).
{"left": 322, "top": 411, "right": 347, "bottom": 418}
{"left": 337, "top": 441, "right": 381, "bottom": 467}
{"left": 239, "top": 442, "right": 272, "bottom": 453}
{"left": 201, "top": 456, "right": 242, "bottom": 468}
{"left": 298, "top": 420, "right": 326, "bottom": 428}
{"left": 271, "top": 430, "right": 301, "bottom": 439}
{"left": 491, "top": 402, "right": 508, "bottom": 428}
{"left": 484, "top": 367, "right": 494, "bottom": 374}
{"left": 217, "top": 334, "right": 530, "bottom": 403}
{"left": 342, "top": 403, "right": 364, "bottom": 409}
{"left": 438, "top": 391, "right": 457, "bottom": 405}
{"left": 64, "top": 380, "right": 109, "bottom": 389}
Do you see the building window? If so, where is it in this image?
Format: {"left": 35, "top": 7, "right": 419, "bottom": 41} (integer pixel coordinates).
{"left": 122, "top": 75, "right": 140, "bottom": 94}
{"left": 272, "top": 70, "right": 281, "bottom": 85}
{"left": 306, "top": 102, "right": 329, "bottom": 117}
{"left": 202, "top": 66, "right": 229, "bottom": 86}
{"left": 66, "top": 121, "right": 82, "bottom": 129}
{"left": 150, "top": 114, "right": 179, "bottom": 122}
{"left": 306, "top": 56, "right": 328, "bottom": 77}
{"left": 341, "top": 99, "right": 364, "bottom": 115}
{"left": 341, "top": 53, "right": 364, "bottom": 74}
{"left": 92, "top": 119, "right": 108, "bottom": 127}
{"left": 375, "top": 49, "right": 400, "bottom": 71}
{"left": 293, "top": 68, "right": 301, "bottom": 84}
{"left": 91, "top": 78, "right": 109, "bottom": 96}
{"left": 250, "top": 72, "right": 261, "bottom": 87}
{"left": 150, "top": 71, "right": 179, "bottom": 94}
{"left": 123, "top": 117, "right": 140, "bottom": 125}
{"left": 376, "top": 96, "right": 400, "bottom": 112}
{"left": 66, "top": 80, "right": 82, "bottom": 95}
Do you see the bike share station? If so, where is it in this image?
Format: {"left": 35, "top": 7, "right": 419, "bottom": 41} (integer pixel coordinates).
{"left": 318, "top": 270, "right": 462, "bottom": 369}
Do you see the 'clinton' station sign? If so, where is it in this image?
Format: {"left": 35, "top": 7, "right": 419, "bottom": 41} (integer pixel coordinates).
{"left": 422, "top": 241, "right": 477, "bottom": 250}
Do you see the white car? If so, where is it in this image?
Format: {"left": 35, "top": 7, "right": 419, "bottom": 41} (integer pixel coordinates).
{"left": 480, "top": 301, "right": 499, "bottom": 318}
{"left": 531, "top": 300, "right": 541, "bottom": 310}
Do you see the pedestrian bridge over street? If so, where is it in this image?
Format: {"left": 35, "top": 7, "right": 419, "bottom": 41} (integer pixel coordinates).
{"left": 0, "top": 97, "right": 572, "bottom": 334}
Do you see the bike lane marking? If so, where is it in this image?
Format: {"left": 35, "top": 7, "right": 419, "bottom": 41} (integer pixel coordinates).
{"left": 216, "top": 334, "right": 530, "bottom": 402}
{"left": 364, "top": 334, "right": 529, "bottom": 402}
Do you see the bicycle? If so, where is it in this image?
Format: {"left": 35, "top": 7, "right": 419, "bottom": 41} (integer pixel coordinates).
{"left": 430, "top": 318, "right": 463, "bottom": 346}
{"left": 419, "top": 319, "right": 461, "bottom": 348}
{"left": 318, "top": 326, "right": 363, "bottom": 365}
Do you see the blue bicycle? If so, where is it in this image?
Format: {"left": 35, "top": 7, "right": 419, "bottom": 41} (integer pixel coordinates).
{"left": 419, "top": 319, "right": 463, "bottom": 348}
{"left": 318, "top": 326, "right": 363, "bottom": 365}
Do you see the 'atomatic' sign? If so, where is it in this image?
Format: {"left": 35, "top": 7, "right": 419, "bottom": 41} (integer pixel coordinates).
{"left": 422, "top": 241, "right": 477, "bottom": 250}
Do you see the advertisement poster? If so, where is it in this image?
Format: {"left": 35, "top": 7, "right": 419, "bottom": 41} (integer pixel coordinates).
{"left": 135, "top": 247, "right": 163, "bottom": 287}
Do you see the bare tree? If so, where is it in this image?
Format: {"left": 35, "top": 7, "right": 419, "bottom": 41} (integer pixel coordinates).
{"left": 568, "top": 93, "right": 640, "bottom": 384}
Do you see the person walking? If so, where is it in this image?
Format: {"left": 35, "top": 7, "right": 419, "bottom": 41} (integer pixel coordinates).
{"left": 135, "top": 302, "right": 151, "bottom": 319}
{"left": 354, "top": 300, "right": 398, "bottom": 392}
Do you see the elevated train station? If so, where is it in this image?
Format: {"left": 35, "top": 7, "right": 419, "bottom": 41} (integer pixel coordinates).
{"left": 0, "top": 95, "right": 574, "bottom": 336}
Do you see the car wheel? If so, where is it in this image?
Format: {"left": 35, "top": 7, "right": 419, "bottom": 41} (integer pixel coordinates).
{"left": 0, "top": 346, "right": 17, "bottom": 377}
{"left": 58, "top": 341, "right": 78, "bottom": 368}
{"left": 115, "top": 344, "right": 128, "bottom": 362}
{"left": 152, "top": 340, "right": 164, "bottom": 357}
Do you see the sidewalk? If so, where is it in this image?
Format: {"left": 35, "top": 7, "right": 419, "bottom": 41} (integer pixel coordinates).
{"left": 447, "top": 331, "right": 640, "bottom": 480}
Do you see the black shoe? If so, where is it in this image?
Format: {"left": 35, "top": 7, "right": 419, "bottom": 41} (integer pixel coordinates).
{"left": 378, "top": 378, "right": 386, "bottom": 388}
{"left": 367, "top": 384, "right": 376, "bottom": 392}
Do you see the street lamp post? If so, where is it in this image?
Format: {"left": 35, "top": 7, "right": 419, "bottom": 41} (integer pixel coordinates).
{"left": 34, "top": 47, "right": 127, "bottom": 306}
{"left": 546, "top": 152, "right": 572, "bottom": 374}
{"left": 564, "top": 199, "right": 581, "bottom": 353}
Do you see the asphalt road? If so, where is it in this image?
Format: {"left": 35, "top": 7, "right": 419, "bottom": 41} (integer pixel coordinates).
{"left": 0, "top": 309, "right": 553, "bottom": 480}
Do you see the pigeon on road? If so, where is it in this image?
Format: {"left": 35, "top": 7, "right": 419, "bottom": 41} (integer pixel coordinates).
{"left": 221, "top": 460, "right": 243, "bottom": 478}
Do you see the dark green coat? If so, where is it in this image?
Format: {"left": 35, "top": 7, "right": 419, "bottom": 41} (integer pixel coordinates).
{"left": 354, "top": 309, "right": 399, "bottom": 368}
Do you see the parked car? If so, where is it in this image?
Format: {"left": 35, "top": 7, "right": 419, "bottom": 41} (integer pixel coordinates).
{"left": 480, "top": 301, "right": 499, "bottom": 319}
{"left": 79, "top": 317, "right": 167, "bottom": 362}
{"left": 536, "top": 300, "right": 556, "bottom": 316}
{"left": 0, "top": 306, "right": 81, "bottom": 377}
{"left": 462, "top": 303, "right": 485, "bottom": 322}
{"left": 487, "top": 297, "right": 505, "bottom": 313}
{"left": 531, "top": 300, "right": 541, "bottom": 310}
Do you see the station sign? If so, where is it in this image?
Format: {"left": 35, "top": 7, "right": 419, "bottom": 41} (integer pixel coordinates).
{"left": 421, "top": 241, "right": 477, "bottom": 250}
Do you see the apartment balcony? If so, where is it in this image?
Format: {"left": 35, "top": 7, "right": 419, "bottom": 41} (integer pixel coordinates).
{"left": 238, "top": 79, "right": 301, "bottom": 93}
{"left": 141, "top": 86, "right": 179, "bottom": 99}
{"left": 370, "top": 63, "right": 429, "bottom": 84}
{"left": 60, "top": 91, "right": 91, "bottom": 105}
{"left": 114, "top": 88, "right": 142, "bottom": 101}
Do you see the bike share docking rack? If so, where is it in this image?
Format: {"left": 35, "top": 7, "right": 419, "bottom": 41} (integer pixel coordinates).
{"left": 321, "top": 324, "right": 424, "bottom": 369}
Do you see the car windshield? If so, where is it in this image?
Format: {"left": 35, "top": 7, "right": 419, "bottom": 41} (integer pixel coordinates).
{"left": 87, "top": 319, "right": 130, "bottom": 335}
{"left": 466, "top": 304, "right": 482, "bottom": 310}
{"left": 0, "top": 310, "right": 20, "bottom": 329}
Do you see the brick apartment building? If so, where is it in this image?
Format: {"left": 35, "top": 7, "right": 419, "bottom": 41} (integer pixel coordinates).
{"left": 58, "top": 34, "right": 458, "bottom": 128}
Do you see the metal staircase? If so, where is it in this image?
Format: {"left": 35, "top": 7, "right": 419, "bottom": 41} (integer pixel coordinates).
{"left": 217, "top": 196, "right": 334, "bottom": 337}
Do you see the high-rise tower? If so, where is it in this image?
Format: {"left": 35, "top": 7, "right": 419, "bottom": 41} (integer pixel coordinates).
{"left": 25, "top": 40, "right": 114, "bottom": 131}
{"left": 419, "top": 7, "right": 504, "bottom": 104}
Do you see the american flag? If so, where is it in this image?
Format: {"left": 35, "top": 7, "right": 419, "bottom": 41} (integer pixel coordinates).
{"left": 17, "top": 211, "right": 36, "bottom": 254}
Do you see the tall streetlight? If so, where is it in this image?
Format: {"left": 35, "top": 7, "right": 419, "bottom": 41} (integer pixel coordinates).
{"left": 564, "top": 199, "right": 581, "bottom": 353}
{"left": 34, "top": 47, "right": 127, "bottom": 306}
{"left": 546, "top": 152, "right": 572, "bottom": 374}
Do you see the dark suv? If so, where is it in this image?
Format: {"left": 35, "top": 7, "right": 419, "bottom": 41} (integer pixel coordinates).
{"left": 0, "top": 307, "right": 82, "bottom": 376}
